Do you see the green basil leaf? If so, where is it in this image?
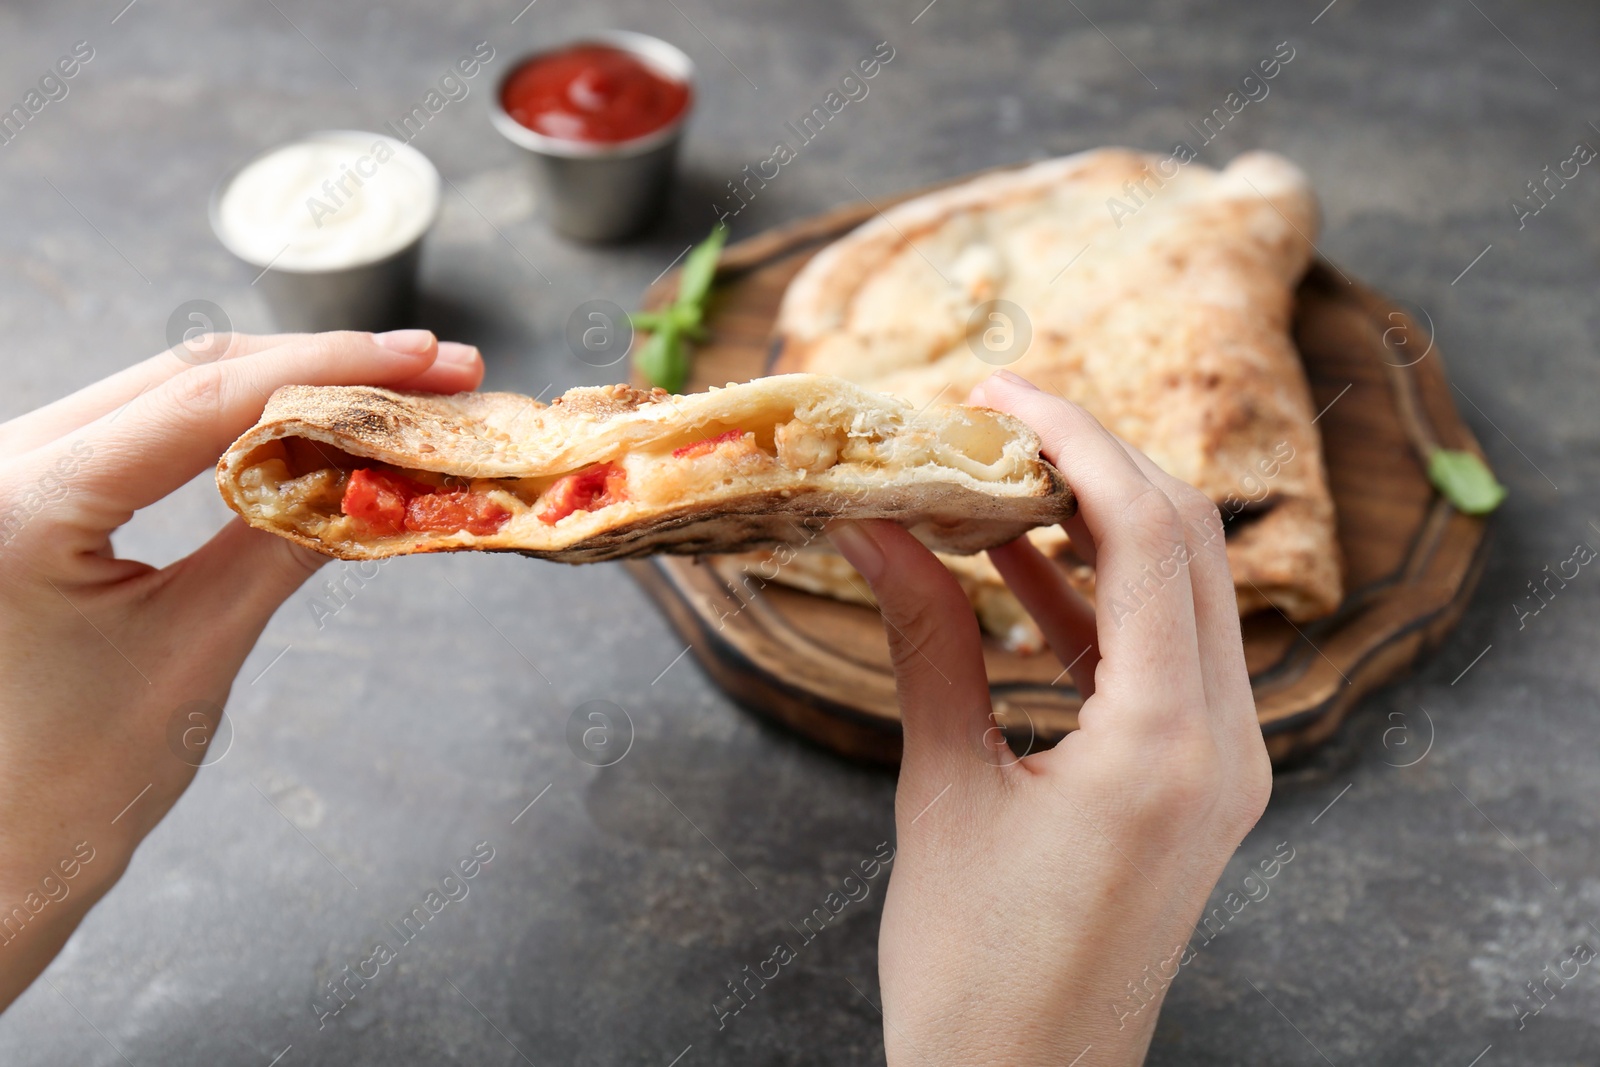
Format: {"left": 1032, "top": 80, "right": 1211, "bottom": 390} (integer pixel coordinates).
{"left": 661, "top": 336, "right": 690, "bottom": 394}
{"left": 632, "top": 323, "right": 680, "bottom": 392}
{"left": 1427, "top": 448, "right": 1507, "bottom": 515}
{"left": 667, "top": 303, "right": 702, "bottom": 332}
{"left": 675, "top": 224, "right": 727, "bottom": 309}
{"left": 626, "top": 224, "right": 725, "bottom": 394}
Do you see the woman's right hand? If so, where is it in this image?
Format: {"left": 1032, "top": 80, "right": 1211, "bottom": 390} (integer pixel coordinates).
{"left": 0, "top": 330, "right": 481, "bottom": 1010}
{"left": 829, "top": 370, "right": 1272, "bottom": 1066}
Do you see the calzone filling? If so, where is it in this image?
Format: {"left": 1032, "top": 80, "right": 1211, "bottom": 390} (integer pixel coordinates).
{"left": 231, "top": 403, "right": 1031, "bottom": 546}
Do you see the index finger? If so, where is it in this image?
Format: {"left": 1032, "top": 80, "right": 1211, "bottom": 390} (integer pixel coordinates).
{"left": 36, "top": 330, "right": 479, "bottom": 522}
{"left": 0, "top": 332, "right": 482, "bottom": 458}
{"left": 0, "top": 333, "right": 315, "bottom": 458}
{"left": 970, "top": 371, "right": 1208, "bottom": 730}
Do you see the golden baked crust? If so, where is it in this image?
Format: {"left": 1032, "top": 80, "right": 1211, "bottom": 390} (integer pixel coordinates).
{"left": 768, "top": 147, "right": 1342, "bottom": 622}
{"left": 215, "top": 374, "right": 1075, "bottom": 562}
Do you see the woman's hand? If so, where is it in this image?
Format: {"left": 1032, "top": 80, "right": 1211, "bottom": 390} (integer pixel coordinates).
{"left": 830, "top": 370, "right": 1272, "bottom": 1066}
{"left": 0, "top": 330, "right": 482, "bottom": 1008}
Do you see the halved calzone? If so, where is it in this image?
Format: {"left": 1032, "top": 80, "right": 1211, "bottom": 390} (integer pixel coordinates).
{"left": 216, "top": 373, "right": 1074, "bottom": 562}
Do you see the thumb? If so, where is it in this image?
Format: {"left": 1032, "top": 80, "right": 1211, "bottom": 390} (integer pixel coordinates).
{"left": 162, "top": 519, "right": 328, "bottom": 653}
{"left": 827, "top": 520, "right": 996, "bottom": 774}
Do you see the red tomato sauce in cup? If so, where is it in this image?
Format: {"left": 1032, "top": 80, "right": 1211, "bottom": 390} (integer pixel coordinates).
{"left": 500, "top": 44, "right": 691, "bottom": 143}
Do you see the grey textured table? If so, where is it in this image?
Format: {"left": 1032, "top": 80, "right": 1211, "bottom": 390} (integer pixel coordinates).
{"left": 1, "top": 1, "right": 1596, "bottom": 1063}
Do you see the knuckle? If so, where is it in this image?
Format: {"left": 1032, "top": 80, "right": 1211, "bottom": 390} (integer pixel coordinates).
{"left": 1231, "top": 738, "right": 1274, "bottom": 829}
{"left": 217, "top": 331, "right": 260, "bottom": 361}
{"left": 1147, "top": 752, "right": 1225, "bottom": 822}
{"left": 290, "top": 330, "right": 369, "bottom": 367}
{"left": 1046, "top": 402, "right": 1103, "bottom": 445}
{"left": 1175, "top": 488, "right": 1225, "bottom": 547}
{"left": 1109, "top": 730, "right": 1227, "bottom": 827}
{"left": 167, "top": 363, "right": 228, "bottom": 418}
{"left": 1172, "top": 484, "right": 1217, "bottom": 525}
{"left": 276, "top": 538, "right": 328, "bottom": 581}
{"left": 1122, "top": 482, "right": 1182, "bottom": 527}
{"left": 880, "top": 587, "right": 973, "bottom": 677}
{"left": 308, "top": 331, "right": 362, "bottom": 361}
{"left": 1119, "top": 484, "right": 1186, "bottom": 552}
{"left": 884, "top": 604, "right": 940, "bottom": 673}
{"left": 1008, "top": 391, "right": 1097, "bottom": 457}
{"left": 1133, "top": 726, "right": 1272, "bottom": 841}
{"left": 324, "top": 329, "right": 372, "bottom": 348}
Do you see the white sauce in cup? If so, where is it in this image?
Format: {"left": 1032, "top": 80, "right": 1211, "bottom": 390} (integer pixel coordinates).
{"left": 216, "top": 132, "right": 440, "bottom": 272}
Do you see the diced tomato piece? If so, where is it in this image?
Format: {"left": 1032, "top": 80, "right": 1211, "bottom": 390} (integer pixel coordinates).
{"left": 672, "top": 429, "right": 746, "bottom": 460}
{"left": 343, "top": 467, "right": 511, "bottom": 537}
{"left": 536, "top": 462, "right": 627, "bottom": 525}
{"left": 405, "top": 491, "right": 512, "bottom": 536}
{"left": 341, "top": 468, "right": 423, "bottom": 534}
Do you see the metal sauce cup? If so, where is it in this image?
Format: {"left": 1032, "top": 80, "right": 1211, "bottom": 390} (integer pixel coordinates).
{"left": 210, "top": 130, "right": 442, "bottom": 332}
{"left": 490, "top": 32, "right": 694, "bottom": 243}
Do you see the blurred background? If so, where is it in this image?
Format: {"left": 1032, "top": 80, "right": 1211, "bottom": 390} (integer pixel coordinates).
{"left": 0, "top": 0, "right": 1597, "bottom": 1063}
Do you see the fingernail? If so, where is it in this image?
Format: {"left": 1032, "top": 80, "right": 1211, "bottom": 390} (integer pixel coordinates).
{"left": 436, "top": 341, "right": 481, "bottom": 365}
{"left": 373, "top": 329, "right": 436, "bottom": 355}
{"left": 828, "top": 521, "right": 886, "bottom": 581}
{"left": 992, "top": 369, "right": 1037, "bottom": 390}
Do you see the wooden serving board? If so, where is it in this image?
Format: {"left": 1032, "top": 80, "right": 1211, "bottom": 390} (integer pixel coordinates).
{"left": 624, "top": 182, "right": 1495, "bottom": 767}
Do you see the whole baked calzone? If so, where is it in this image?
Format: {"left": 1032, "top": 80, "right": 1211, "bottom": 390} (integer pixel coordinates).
{"left": 216, "top": 374, "right": 1074, "bottom": 562}
{"left": 764, "top": 147, "right": 1343, "bottom": 638}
